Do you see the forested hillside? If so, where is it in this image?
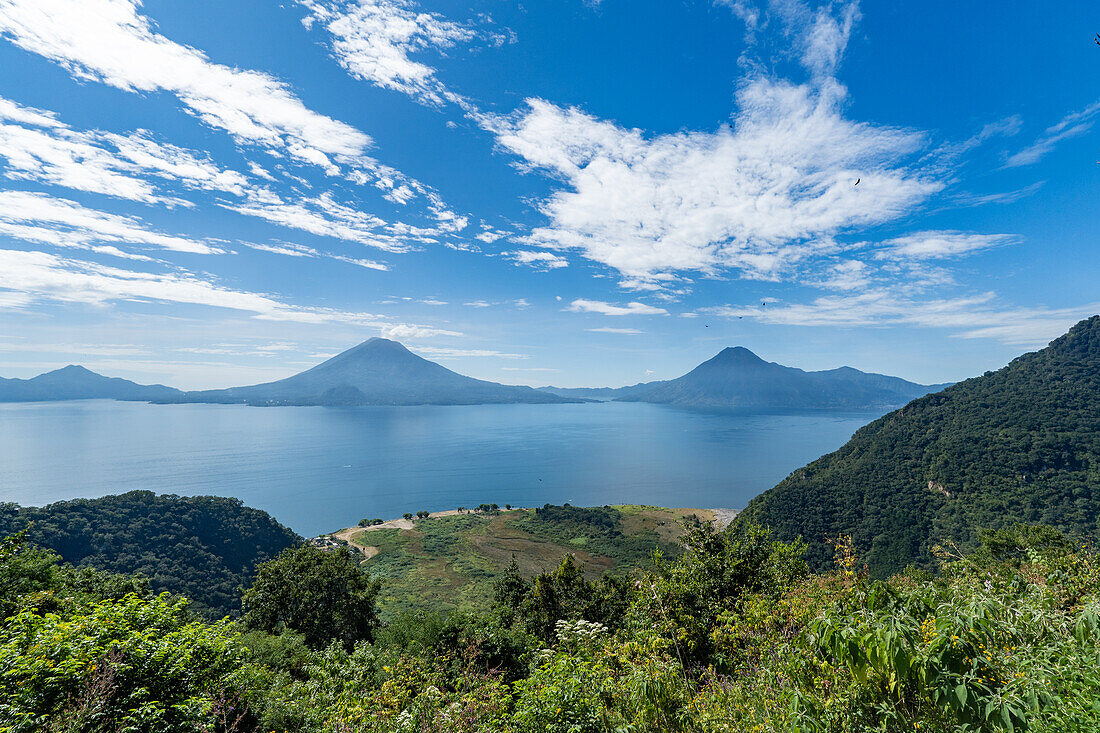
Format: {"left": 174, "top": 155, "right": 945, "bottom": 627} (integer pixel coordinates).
{"left": 742, "top": 316, "right": 1100, "bottom": 574}
{"left": 0, "top": 491, "right": 301, "bottom": 617}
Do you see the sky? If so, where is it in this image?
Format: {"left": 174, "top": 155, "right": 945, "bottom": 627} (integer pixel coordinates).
{"left": 0, "top": 0, "right": 1096, "bottom": 390}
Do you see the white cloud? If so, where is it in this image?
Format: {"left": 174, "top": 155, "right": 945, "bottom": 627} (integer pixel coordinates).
{"left": 566, "top": 299, "right": 668, "bottom": 316}
{"left": 463, "top": 299, "right": 493, "bottom": 307}
{"left": 504, "top": 249, "right": 569, "bottom": 270}
{"left": 225, "top": 190, "right": 421, "bottom": 252}
{"left": 242, "top": 241, "right": 388, "bottom": 270}
{"left": 475, "top": 225, "right": 510, "bottom": 243}
{"left": 0, "top": 247, "right": 392, "bottom": 324}
{"left": 704, "top": 290, "right": 1100, "bottom": 346}
{"left": 586, "top": 326, "right": 642, "bottom": 334}
{"left": 1004, "top": 101, "right": 1100, "bottom": 168}
{"left": 298, "top": 0, "right": 481, "bottom": 107}
{"left": 412, "top": 347, "right": 528, "bottom": 359}
{"left": 380, "top": 323, "right": 462, "bottom": 339}
{"left": 488, "top": 79, "right": 936, "bottom": 286}
{"left": 0, "top": 94, "right": 458, "bottom": 255}
{"left": 877, "top": 231, "right": 1018, "bottom": 260}
{"left": 0, "top": 100, "right": 254, "bottom": 203}
{"left": 814, "top": 259, "right": 869, "bottom": 290}
{"left": 0, "top": 0, "right": 372, "bottom": 171}
{"left": 0, "top": 190, "right": 218, "bottom": 255}
{"left": 480, "top": 1, "right": 944, "bottom": 289}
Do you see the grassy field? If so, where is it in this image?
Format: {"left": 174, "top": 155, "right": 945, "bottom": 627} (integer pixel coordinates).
{"left": 332, "top": 505, "right": 720, "bottom": 617}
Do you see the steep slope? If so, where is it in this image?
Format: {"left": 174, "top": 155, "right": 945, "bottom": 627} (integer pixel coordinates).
{"left": 0, "top": 491, "right": 301, "bottom": 618}
{"left": 619, "top": 347, "right": 945, "bottom": 410}
{"left": 173, "top": 337, "right": 575, "bottom": 406}
{"left": 0, "top": 365, "right": 181, "bottom": 402}
{"left": 742, "top": 316, "right": 1100, "bottom": 575}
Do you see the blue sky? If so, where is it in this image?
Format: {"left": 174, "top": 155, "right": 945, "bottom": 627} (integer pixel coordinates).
{"left": 0, "top": 0, "right": 1096, "bottom": 389}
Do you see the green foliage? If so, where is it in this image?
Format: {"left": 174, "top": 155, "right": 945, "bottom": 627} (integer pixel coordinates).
{"left": 0, "top": 533, "right": 149, "bottom": 621}
{"left": 0, "top": 593, "right": 247, "bottom": 732}
{"left": 2, "top": 509, "right": 1098, "bottom": 732}
{"left": 0, "top": 491, "right": 300, "bottom": 618}
{"left": 242, "top": 544, "right": 381, "bottom": 650}
{"left": 512, "top": 504, "right": 673, "bottom": 567}
{"left": 630, "top": 520, "right": 808, "bottom": 667}
{"left": 502, "top": 556, "right": 632, "bottom": 641}
{"left": 744, "top": 315, "right": 1100, "bottom": 576}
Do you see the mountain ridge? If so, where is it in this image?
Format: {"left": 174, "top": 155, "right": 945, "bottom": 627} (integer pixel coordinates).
{"left": 740, "top": 315, "right": 1100, "bottom": 575}
{"left": 167, "top": 337, "right": 579, "bottom": 406}
{"left": 542, "top": 346, "right": 947, "bottom": 410}
{"left": 0, "top": 364, "right": 182, "bottom": 402}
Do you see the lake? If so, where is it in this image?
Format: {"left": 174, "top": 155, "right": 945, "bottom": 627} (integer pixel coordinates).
{"left": 0, "top": 400, "right": 879, "bottom": 536}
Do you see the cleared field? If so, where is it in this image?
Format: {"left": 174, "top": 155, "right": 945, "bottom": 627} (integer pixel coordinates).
{"left": 332, "top": 505, "right": 721, "bottom": 617}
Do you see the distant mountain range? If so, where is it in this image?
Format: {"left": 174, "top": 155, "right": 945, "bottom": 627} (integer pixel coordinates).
{"left": 741, "top": 315, "right": 1100, "bottom": 576}
{"left": 0, "top": 364, "right": 181, "bottom": 402}
{"left": 1, "top": 340, "right": 945, "bottom": 410}
{"left": 165, "top": 338, "right": 577, "bottom": 406}
{"left": 542, "top": 346, "right": 948, "bottom": 410}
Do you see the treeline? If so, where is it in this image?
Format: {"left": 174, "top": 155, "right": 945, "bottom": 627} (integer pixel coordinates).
{"left": 2, "top": 518, "right": 1098, "bottom": 731}
{"left": 744, "top": 315, "right": 1100, "bottom": 575}
{"left": 0, "top": 491, "right": 301, "bottom": 617}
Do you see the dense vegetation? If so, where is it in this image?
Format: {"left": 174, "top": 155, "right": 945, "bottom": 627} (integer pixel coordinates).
{"left": 0, "top": 491, "right": 301, "bottom": 618}
{"left": 2, "top": 516, "right": 1098, "bottom": 732}
{"left": 743, "top": 315, "right": 1100, "bottom": 574}
{"left": 344, "top": 505, "right": 702, "bottom": 616}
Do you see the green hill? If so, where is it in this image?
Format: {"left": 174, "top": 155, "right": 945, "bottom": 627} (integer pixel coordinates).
{"left": 0, "top": 491, "right": 301, "bottom": 617}
{"left": 742, "top": 315, "right": 1100, "bottom": 575}
{"left": 332, "top": 504, "right": 719, "bottom": 616}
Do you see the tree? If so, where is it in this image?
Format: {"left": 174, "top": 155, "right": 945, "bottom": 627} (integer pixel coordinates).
{"left": 493, "top": 556, "right": 529, "bottom": 625}
{"left": 402, "top": 512, "right": 414, "bottom": 520}
{"left": 416, "top": 510, "right": 430, "bottom": 519}
{"left": 242, "top": 545, "right": 381, "bottom": 649}
{"left": 631, "top": 520, "right": 807, "bottom": 667}
{"left": 506, "top": 556, "right": 633, "bottom": 641}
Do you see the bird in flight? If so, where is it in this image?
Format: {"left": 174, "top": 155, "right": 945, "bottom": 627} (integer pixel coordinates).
{"left": 854, "top": 178, "right": 861, "bottom": 186}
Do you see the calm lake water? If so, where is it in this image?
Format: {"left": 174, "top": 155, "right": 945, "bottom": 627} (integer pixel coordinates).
{"left": 0, "top": 400, "right": 878, "bottom": 536}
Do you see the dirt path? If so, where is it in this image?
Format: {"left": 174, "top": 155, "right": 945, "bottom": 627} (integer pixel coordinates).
{"left": 331, "top": 527, "right": 379, "bottom": 559}
{"left": 330, "top": 509, "right": 515, "bottom": 558}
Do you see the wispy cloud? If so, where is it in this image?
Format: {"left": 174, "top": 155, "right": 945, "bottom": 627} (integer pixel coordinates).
{"left": 504, "top": 250, "right": 569, "bottom": 270}
{"left": 703, "top": 290, "right": 1099, "bottom": 346}
{"left": 0, "top": 94, "right": 464, "bottom": 255}
{"left": 876, "top": 231, "right": 1019, "bottom": 260}
{"left": 0, "top": 190, "right": 219, "bottom": 255}
{"left": 1004, "top": 101, "right": 1100, "bottom": 168}
{"left": 0, "top": 247, "right": 394, "bottom": 323}
{"left": 586, "top": 326, "right": 643, "bottom": 334}
{"left": 412, "top": 347, "right": 528, "bottom": 359}
{"left": 380, "top": 323, "right": 462, "bottom": 339}
{"left": 566, "top": 299, "right": 668, "bottom": 316}
{"left": 297, "top": 0, "right": 494, "bottom": 107}
{"left": 241, "top": 241, "right": 389, "bottom": 271}
{"left": 0, "top": 0, "right": 370, "bottom": 171}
